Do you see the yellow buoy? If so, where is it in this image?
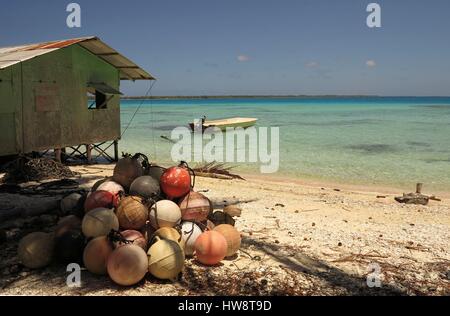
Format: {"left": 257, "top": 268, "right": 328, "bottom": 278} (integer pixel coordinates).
{"left": 147, "top": 237, "right": 184, "bottom": 281}
{"left": 82, "top": 208, "right": 119, "bottom": 238}
{"left": 213, "top": 224, "right": 241, "bottom": 257}
{"left": 152, "top": 227, "right": 185, "bottom": 250}
{"left": 83, "top": 236, "right": 114, "bottom": 275}
{"left": 18, "top": 232, "right": 54, "bottom": 269}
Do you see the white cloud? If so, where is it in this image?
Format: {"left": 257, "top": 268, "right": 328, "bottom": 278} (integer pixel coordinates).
{"left": 366, "top": 60, "right": 376, "bottom": 67}
{"left": 237, "top": 55, "right": 250, "bottom": 62}
{"left": 305, "top": 61, "right": 319, "bottom": 68}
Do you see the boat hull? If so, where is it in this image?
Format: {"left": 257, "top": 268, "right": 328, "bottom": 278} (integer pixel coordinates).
{"left": 189, "top": 118, "right": 257, "bottom": 132}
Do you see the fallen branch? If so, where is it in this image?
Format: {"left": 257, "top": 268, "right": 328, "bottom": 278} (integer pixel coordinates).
{"left": 193, "top": 162, "right": 245, "bottom": 180}
{"left": 195, "top": 172, "right": 234, "bottom": 180}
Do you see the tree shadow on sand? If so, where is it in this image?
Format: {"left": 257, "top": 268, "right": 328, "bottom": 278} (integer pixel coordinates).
{"left": 239, "top": 236, "right": 406, "bottom": 296}
{"left": 177, "top": 236, "right": 406, "bottom": 296}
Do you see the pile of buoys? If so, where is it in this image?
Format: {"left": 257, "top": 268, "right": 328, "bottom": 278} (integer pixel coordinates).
{"left": 17, "top": 156, "right": 243, "bottom": 287}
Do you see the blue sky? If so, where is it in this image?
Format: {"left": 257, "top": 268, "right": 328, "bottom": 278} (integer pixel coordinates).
{"left": 1, "top": 0, "right": 450, "bottom": 96}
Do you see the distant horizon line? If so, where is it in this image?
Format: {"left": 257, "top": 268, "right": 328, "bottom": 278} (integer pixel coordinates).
{"left": 120, "top": 94, "right": 450, "bottom": 100}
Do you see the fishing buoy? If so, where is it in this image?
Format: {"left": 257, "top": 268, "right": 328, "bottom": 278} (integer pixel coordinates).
{"left": 116, "top": 196, "right": 148, "bottom": 230}
{"left": 60, "top": 193, "right": 83, "bottom": 215}
{"left": 97, "top": 180, "right": 125, "bottom": 196}
{"left": 194, "top": 231, "right": 227, "bottom": 266}
{"left": 114, "top": 230, "right": 147, "bottom": 250}
{"left": 180, "top": 221, "right": 203, "bottom": 256}
{"left": 107, "top": 245, "right": 148, "bottom": 286}
{"left": 55, "top": 215, "right": 82, "bottom": 238}
{"left": 130, "top": 176, "right": 161, "bottom": 199}
{"left": 213, "top": 224, "right": 241, "bottom": 257}
{"left": 147, "top": 166, "right": 165, "bottom": 183}
{"left": 209, "top": 211, "right": 236, "bottom": 226}
{"left": 147, "top": 238, "right": 184, "bottom": 280}
{"left": 18, "top": 232, "right": 54, "bottom": 269}
{"left": 152, "top": 227, "right": 185, "bottom": 250}
{"left": 82, "top": 208, "right": 119, "bottom": 238}
{"left": 179, "top": 191, "right": 212, "bottom": 223}
{"left": 160, "top": 165, "right": 191, "bottom": 199}
{"left": 54, "top": 229, "right": 85, "bottom": 263}
{"left": 149, "top": 200, "right": 181, "bottom": 229}
{"left": 84, "top": 190, "right": 118, "bottom": 213}
{"left": 113, "top": 155, "right": 145, "bottom": 190}
{"left": 83, "top": 236, "right": 113, "bottom": 275}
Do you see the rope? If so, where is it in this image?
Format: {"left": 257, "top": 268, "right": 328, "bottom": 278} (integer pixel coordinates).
{"left": 121, "top": 80, "right": 156, "bottom": 138}
{"left": 108, "top": 229, "right": 134, "bottom": 245}
{"left": 179, "top": 161, "right": 196, "bottom": 190}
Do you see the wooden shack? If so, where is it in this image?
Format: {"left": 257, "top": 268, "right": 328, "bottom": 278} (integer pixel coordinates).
{"left": 0, "top": 36, "right": 155, "bottom": 161}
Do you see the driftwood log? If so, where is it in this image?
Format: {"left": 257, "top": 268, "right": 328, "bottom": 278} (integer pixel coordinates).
{"left": 0, "top": 193, "right": 61, "bottom": 222}
{"left": 394, "top": 183, "right": 440, "bottom": 205}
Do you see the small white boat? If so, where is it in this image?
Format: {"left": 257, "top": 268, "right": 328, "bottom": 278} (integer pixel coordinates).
{"left": 190, "top": 117, "right": 258, "bottom": 131}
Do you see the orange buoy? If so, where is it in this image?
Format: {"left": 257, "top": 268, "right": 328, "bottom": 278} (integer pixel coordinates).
{"left": 213, "top": 224, "right": 241, "bottom": 257}
{"left": 107, "top": 245, "right": 148, "bottom": 286}
{"left": 83, "top": 236, "right": 113, "bottom": 275}
{"left": 160, "top": 165, "right": 191, "bottom": 199}
{"left": 84, "top": 190, "right": 118, "bottom": 213}
{"left": 194, "top": 231, "right": 227, "bottom": 265}
{"left": 116, "top": 196, "right": 148, "bottom": 230}
{"left": 114, "top": 230, "right": 147, "bottom": 251}
{"left": 179, "top": 191, "right": 212, "bottom": 223}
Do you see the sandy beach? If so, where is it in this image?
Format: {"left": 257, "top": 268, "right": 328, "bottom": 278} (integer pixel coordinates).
{"left": 1, "top": 164, "right": 449, "bottom": 296}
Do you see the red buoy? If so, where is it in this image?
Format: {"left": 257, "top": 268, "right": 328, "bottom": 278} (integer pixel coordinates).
{"left": 84, "top": 190, "right": 119, "bottom": 213}
{"left": 160, "top": 165, "right": 191, "bottom": 199}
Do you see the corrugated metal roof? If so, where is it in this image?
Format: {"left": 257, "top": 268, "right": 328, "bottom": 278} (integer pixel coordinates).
{"left": 0, "top": 36, "right": 155, "bottom": 80}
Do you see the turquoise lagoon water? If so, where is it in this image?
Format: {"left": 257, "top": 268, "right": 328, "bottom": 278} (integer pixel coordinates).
{"left": 118, "top": 97, "right": 450, "bottom": 191}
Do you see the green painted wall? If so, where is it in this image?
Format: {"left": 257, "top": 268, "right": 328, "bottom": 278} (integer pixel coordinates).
{"left": 0, "top": 64, "right": 23, "bottom": 155}
{"left": 0, "top": 44, "right": 121, "bottom": 156}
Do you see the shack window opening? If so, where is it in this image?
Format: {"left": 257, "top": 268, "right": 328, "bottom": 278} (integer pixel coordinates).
{"left": 95, "top": 90, "right": 107, "bottom": 109}
{"left": 87, "top": 83, "right": 122, "bottom": 110}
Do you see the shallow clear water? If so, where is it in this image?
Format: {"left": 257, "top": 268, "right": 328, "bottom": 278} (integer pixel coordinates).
{"left": 118, "top": 97, "right": 450, "bottom": 191}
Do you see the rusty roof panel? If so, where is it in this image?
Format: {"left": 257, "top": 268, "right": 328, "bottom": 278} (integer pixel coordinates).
{"left": 0, "top": 37, "right": 155, "bottom": 80}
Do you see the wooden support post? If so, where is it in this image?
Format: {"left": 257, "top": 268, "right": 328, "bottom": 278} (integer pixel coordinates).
{"left": 55, "top": 148, "right": 62, "bottom": 163}
{"left": 86, "top": 144, "right": 92, "bottom": 163}
{"left": 416, "top": 183, "right": 423, "bottom": 194}
{"left": 114, "top": 140, "right": 119, "bottom": 162}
